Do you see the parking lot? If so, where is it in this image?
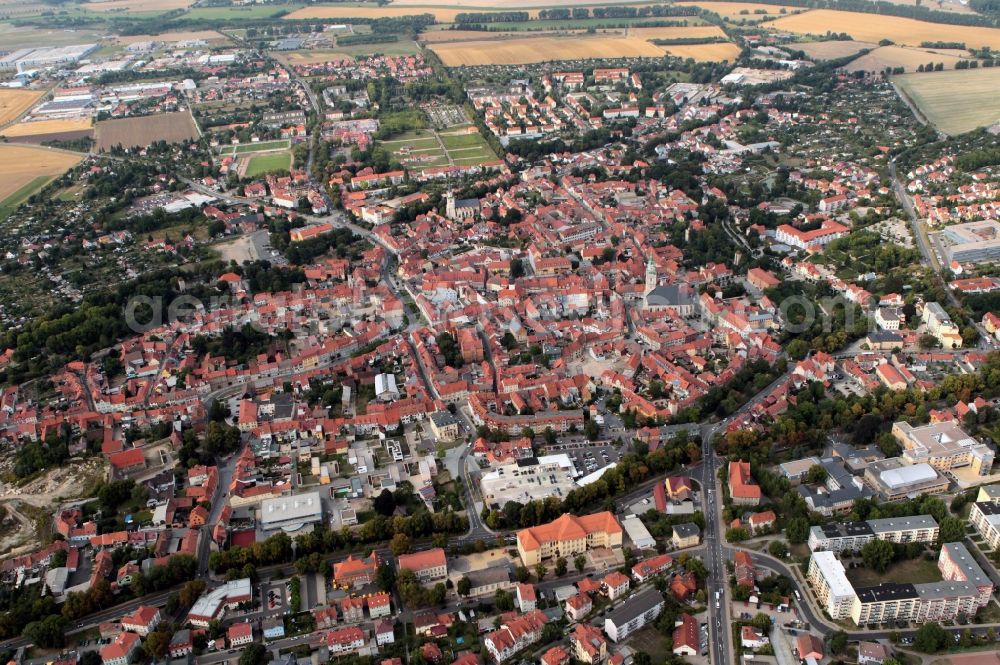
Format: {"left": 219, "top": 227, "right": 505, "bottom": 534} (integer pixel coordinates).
{"left": 552, "top": 444, "right": 620, "bottom": 476}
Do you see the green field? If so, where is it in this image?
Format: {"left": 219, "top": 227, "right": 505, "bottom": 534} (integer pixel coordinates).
{"left": 246, "top": 152, "right": 291, "bottom": 176}
{"left": 894, "top": 67, "right": 1000, "bottom": 136}
{"left": 184, "top": 5, "right": 299, "bottom": 20}
{"left": 232, "top": 140, "right": 290, "bottom": 155}
{"left": 0, "top": 175, "right": 55, "bottom": 221}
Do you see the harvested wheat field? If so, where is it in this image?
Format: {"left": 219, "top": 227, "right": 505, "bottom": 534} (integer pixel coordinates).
{"left": 113, "top": 30, "right": 229, "bottom": 45}
{"left": 421, "top": 29, "right": 588, "bottom": 43}
{"left": 843, "top": 45, "right": 970, "bottom": 73}
{"left": 82, "top": 0, "right": 193, "bottom": 11}
{"left": 432, "top": 34, "right": 666, "bottom": 65}
{"left": 392, "top": 0, "right": 638, "bottom": 5}
{"left": 0, "top": 145, "right": 81, "bottom": 202}
{"left": 280, "top": 50, "right": 356, "bottom": 64}
{"left": 894, "top": 67, "right": 1000, "bottom": 135}
{"left": 766, "top": 10, "right": 1000, "bottom": 49}
{"left": 0, "top": 89, "right": 44, "bottom": 126}
{"left": 95, "top": 112, "right": 199, "bottom": 151}
{"left": 794, "top": 40, "right": 878, "bottom": 60}
{"left": 676, "top": 1, "right": 800, "bottom": 18}
{"left": 628, "top": 25, "right": 728, "bottom": 40}
{"left": 2, "top": 117, "right": 92, "bottom": 137}
{"left": 660, "top": 42, "right": 742, "bottom": 60}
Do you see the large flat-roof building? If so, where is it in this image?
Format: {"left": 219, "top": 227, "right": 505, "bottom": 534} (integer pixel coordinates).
{"left": 188, "top": 578, "right": 252, "bottom": 627}
{"left": 604, "top": 588, "right": 666, "bottom": 642}
{"left": 942, "top": 220, "right": 1000, "bottom": 264}
{"left": 892, "top": 421, "right": 994, "bottom": 476}
{"left": 259, "top": 491, "right": 323, "bottom": 535}
{"left": 863, "top": 459, "right": 949, "bottom": 502}
{"left": 807, "top": 515, "right": 938, "bottom": 553}
{"left": 939, "top": 542, "right": 994, "bottom": 607}
{"left": 480, "top": 455, "right": 578, "bottom": 509}
{"left": 806, "top": 551, "right": 855, "bottom": 620}
{"left": 516, "top": 512, "right": 622, "bottom": 567}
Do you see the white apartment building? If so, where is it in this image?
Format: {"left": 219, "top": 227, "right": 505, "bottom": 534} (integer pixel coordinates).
{"left": 806, "top": 551, "right": 856, "bottom": 620}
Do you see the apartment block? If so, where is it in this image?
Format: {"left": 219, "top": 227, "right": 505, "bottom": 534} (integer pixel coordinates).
{"left": 807, "top": 515, "right": 938, "bottom": 553}
{"left": 604, "top": 588, "right": 666, "bottom": 642}
{"left": 806, "top": 551, "right": 855, "bottom": 620}
{"left": 969, "top": 500, "right": 1000, "bottom": 550}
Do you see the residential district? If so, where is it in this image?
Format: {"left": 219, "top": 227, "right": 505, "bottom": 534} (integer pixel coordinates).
{"left": 6, "top": 4, "right": 1000, "bottom": 665}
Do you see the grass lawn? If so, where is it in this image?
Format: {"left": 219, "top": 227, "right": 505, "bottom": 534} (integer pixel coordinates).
{"left": 0, "top": 175, "right": 54, "bottom": 220}
{"left": 846, "top": 557, "right": 941, "bottom": 587}
{"left": 246, "top": 152, "right": 291, "bottom": 176}
{"left": 233, "top": 139, "right": 290, "bottom": 154}
{"left": 628, "top": 626, "right": 673, "bottom": 655}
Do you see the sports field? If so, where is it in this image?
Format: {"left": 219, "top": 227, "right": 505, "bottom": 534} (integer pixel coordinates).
{"left": 378, "top": 125, "right": 496, "bottom": 167}
{"left": 2, "top": 118, "right": 92, "bottom": 137}
{"left": 232, "top": 140, "right": 291, "bottom": 155}
{"left": 0, "top": 145, "right": 82, "bottom": 206}
{"left": 894, "top": 67, "right": 1000, "bottom": 135}
{"left": 0, "top": 89, "right": 44, "bottom": 126}
{"left": 246, "top": 152, "right": 291, "bottom": 177}
{"left": 765, "top": 10, "right": 1000, "bottom": 49}
{"left": 843, "top": 45, "right": 971, "bottom": 73}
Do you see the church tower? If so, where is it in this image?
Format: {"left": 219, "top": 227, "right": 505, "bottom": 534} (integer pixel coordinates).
{"left": 445, "top": 190, "right": 456, "bottom": 220}
{"left": 644, "top": 257, "right": 657, "bottom": 297}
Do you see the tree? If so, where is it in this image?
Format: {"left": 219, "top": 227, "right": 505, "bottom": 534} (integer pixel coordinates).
{"left": 913, "top": 622, "right": 948, "bottom": 653}
{"left": 239, "top": 643, "right": 268, "bottom": 665}
{"left": 861, "top": 539, "right": 895, "bottom": 573}
{"left": 24, "top": 615, "right": 68, "bottom": 648}
{"left": 805, "top": 464, "right": 827, "bottom": 484}
{"left": 145, "top": 630, "right": 173, "bottom": 659}
{"left": 768, "top": 540, "right": 789, "bottom": 558}
{"left": 555, "top": 557, "right": 567, "bottom": 577}
{"left": 938, "top": 516, "right": 966, "bottom": 544}
{"left": 828, "top": 630, "right": 848, "bottom": 655}
{"left": 785, "top": 517, "right": 810, "bottom": 544}
{"left": 389, "top": 532, "right": 411, "bottom": 556}
{"left": 535, "top": 563, "right": 547, "bottom": 581}
{"left": 495, "top": 589, "right": 514, "bottom": 611}
{"left": 575, "top": 555, "right": 586, "bottom": 573}
{"left": 373, "top": 489, "right": 396, "bottom": 516}
{"left": 457, "top": 576, "right": 471, "bottom": 597}
{"left": 376, "top": 563, "right": 396, "bottom": 592}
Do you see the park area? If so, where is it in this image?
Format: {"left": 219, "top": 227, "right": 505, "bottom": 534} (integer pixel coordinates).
{"left": 378, "top": 125, "right": 496, "bottom": 168}
{"left": 95, "top": 112, "right": 200, "bottom": 151}
{"left": 765, "top": 9, "right": 1000, "bottom": 49}
{"left": 893, "top": 68, "right": 1000, "bottom": 135}
{"left": 0, "top": 145, "right": 82, "bottom": 219}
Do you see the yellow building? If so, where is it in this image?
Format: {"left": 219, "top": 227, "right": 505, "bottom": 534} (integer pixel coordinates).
{"left": 516, "top": 512, "right": 623, "bottom": 566}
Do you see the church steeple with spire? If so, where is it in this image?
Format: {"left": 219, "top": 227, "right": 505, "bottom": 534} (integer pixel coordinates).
{"left": 644, "top": 256, "right": 657, "bottom": 297}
